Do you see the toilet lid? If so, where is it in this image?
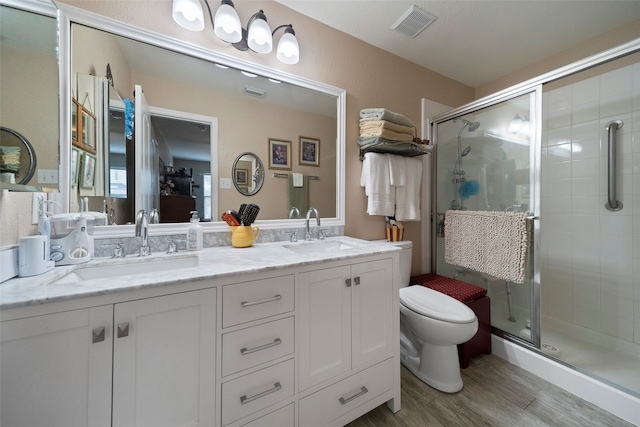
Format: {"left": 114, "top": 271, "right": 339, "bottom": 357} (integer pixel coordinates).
{"left": 399, "top": 286, "right": 476, "bottom": 324}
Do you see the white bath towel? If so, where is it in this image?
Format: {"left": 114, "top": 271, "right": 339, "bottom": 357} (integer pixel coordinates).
{"left": 360, "top": 152, "right": 395, "bottom": 216}
{"left": 292, "top": 172, "right": 304, "bottom": 187}
{"left": 387, "top": 154, "right": 406, "bottom": 187}
{"left": 394, "top": 157, "right": 422, "bottom": 221}
{"left": 444, "top": 210, "right": 529, "bottom": 284}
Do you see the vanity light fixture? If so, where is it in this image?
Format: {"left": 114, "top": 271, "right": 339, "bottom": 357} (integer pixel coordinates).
{"left": 172, "top": 0, "right": 205, "bottom": 31}
{"left": 173, "top": 0, "right": 300, "bottom": 64}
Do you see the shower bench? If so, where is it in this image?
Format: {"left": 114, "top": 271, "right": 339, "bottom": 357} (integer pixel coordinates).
{"left": 409, "top": 273, "right": 491, "bottom": 369}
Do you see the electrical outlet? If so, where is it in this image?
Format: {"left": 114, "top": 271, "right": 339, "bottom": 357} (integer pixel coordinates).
{"left": 220, "top": 178, "right": 231, "bottom": 189}
{"left": 37, "top": 169, "right": 58, "bottom": 184}
{"left": 32, "top": 192, "right": 46, "bottom": 224}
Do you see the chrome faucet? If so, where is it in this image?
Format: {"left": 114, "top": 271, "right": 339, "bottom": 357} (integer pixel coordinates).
{"left": 135, "top": 209, "right": 150, "bottom": 256}
{"left": 305, "top": 207, "right": 320, "bottom": 241}
{"left": 288, "top": 207, "right": 300, "bottom": 219}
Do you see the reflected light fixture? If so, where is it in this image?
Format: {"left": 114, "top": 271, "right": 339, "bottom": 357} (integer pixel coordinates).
{"left": 172, "top": 0, "right": 205, "bottom": 31}
{"left": 173, "top": 0, "right": 300, "bottom": 64}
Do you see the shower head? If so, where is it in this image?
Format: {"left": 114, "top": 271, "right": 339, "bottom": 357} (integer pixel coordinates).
{"left": 461, "top": 119, "right": 480, "bottom": 132}
{"left": 460, "top": 146, "right": 471, "bottom": 157}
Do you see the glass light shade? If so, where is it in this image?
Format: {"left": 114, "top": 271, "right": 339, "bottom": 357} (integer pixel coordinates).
{"left": 214, "top": 3, "right": 242, "bottom": 43}
{"left": 247, "top": 17, "right": 272, "bottom": 54}
{"left": 277, "top": 31, "right": 299, "bottom": 64}
{"left": 508, "top": 115, "right": 523, "bottom": 133}
{"left": 172, "top": 0, "right": 204, "bottom": 31}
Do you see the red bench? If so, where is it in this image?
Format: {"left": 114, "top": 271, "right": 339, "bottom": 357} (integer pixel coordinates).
{"left": 409, "top": 273, "right": 491, "bottom": 368}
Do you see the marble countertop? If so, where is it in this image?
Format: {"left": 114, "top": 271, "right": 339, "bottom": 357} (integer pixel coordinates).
{"left": 0, "top": 237, "right": 401, "bottom": 310}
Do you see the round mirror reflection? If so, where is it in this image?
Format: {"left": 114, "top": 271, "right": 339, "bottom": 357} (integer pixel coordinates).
{"left": 232, "top": 152, "right": 264, "bottom": 196}
{"left": 0, "top": 127, "right": 37, "bottom": 185}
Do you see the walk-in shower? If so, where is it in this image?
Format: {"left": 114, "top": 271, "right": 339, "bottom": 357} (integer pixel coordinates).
{"left": 431, "top": 46, "right": 640, "bottom": 422}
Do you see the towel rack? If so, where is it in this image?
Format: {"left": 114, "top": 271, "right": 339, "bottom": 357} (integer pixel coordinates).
{"left": 273, "top": 173, "right": 319, "bottom": 180}
{"left": 359, "top": 141, "right": 432, "bottom": 160}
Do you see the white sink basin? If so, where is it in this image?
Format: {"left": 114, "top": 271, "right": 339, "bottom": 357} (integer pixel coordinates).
{"left": 52, "top": 255, "right": 199, "bottom": 284}
{"left": 283, "top": 239, "right": 368, "bottom": 254}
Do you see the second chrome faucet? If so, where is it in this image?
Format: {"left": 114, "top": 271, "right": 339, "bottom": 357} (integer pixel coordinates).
{"left": 305, "top": 207, "right": 320, "bottom": 241}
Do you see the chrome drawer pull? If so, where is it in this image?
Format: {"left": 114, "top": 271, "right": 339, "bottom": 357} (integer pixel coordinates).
{"left": 240, "top": 382, "right": 282, "bottom": 405}
{"left": 240, "top": 294, "right": 282, "bottom": 308}
{"left": 339, "top": 386, "right": 368, "bottom": 405}
{"left": 240, "top": 338, "right": 282, "bottom": 355}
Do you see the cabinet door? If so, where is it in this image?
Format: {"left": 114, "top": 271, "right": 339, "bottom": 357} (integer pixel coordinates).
{"left": 352, "top": 259, "right": 393, "bottom": 367}
{"left": 1, "top": 306, "right": 113, "bottom": 427}
{"left": 112, "top": 289, "right": 216, "bottom": 427}
{"left": 298, "top": 265, "right": 351, "bottom": 391}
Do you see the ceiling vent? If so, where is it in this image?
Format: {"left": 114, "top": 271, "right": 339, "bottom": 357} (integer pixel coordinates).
{"left": 243, "top": 86, "right": 265, "bottom": 98}
{"left": 390, "top": 5, "right": 437, "bottom": 38}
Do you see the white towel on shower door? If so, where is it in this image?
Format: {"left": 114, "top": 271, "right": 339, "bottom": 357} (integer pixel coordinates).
{"left": 444, "top": 210, "right": 529, "bottom": 283}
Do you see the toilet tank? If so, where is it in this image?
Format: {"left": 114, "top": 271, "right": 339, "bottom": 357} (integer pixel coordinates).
{"left": 391, "top": 240, "right": 413, "bottom": 287}
{"left": 373, "top": 240, "right": 413, "bottom": 286}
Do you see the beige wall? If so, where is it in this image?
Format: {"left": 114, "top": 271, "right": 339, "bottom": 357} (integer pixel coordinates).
{"left": 475, "top": 18, "right": 640, "bottom": 99}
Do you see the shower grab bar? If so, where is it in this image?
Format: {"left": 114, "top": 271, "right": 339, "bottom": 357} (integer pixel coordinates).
{"left": 605, "top": 120, "right": 623, "bottom": 212}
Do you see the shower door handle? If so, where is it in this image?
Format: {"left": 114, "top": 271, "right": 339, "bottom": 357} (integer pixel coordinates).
{"left": 604, "top": 120, "right": 623, "bottom": 212}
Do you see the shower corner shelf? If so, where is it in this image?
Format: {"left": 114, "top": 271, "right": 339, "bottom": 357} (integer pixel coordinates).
{"left": 359, "top": 141, "right": 432, "bottom": 160}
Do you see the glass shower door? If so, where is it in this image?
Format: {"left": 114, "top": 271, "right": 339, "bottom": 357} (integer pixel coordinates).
{"left": 432, "top": 90, "right": 540, "bottom": 346}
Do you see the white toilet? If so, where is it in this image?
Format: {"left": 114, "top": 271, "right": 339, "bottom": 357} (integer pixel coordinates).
{"left": 388, "top": 240, "right": 479, "bottom": 393}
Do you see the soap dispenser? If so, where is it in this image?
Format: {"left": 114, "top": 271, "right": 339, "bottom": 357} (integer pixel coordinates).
{"left": 186, "top": 210, "right": 203, "bottom": 251}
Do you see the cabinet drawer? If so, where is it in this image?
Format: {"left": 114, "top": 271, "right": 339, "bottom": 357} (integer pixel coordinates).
{"left": 223, "top": 275, "right": 294, "bottom": 327}
{"left": 239, "top": 403, "right": 294, "bottom": 427}
{"left": 222, "top": 358, "right": 294, "bottom": 426}
{"left": 222, "top": 317, "right": 294, "bottom": 377}
{"left": 299, "top": 358, "right": 393, "bottom": 427}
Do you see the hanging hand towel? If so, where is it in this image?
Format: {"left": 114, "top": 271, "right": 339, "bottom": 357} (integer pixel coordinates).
{"left": 387, "top": 153, "right": 406, "bottom": 187}
{"left": 360, "top": 152, "right": 395, "bottom": 216}
{"left": 444, "top": 210, "right": 529, "bottom": 284}
{"left": 288, "top": 174, "right": 308, "bottom": 213}
{"left": 292, "top": 172, "right": 304, "bottom": 187}
{"left": 395, "top": 157, "right": 422, "bottom": 221}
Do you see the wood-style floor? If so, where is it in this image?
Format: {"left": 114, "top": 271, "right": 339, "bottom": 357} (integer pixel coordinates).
{"left": 347, "top": 354, "right": 633, "bottom": 427}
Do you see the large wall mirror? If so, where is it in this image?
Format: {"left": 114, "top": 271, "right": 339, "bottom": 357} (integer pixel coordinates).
{"left": 0, "top": 0, "right": 59, "bottom": 192}
{"left": 58, "top": 3, "right": 345, "bottom": 236}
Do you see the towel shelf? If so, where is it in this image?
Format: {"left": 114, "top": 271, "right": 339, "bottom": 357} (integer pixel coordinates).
{"left": 273, "top": 173, "right": 319, "bottom": 180}
{"left": 359, "top": 141, "right": 432, "bottom": 160}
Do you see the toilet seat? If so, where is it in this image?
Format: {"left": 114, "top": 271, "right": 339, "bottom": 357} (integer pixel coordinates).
{"left": 400, "top": 286, "right": 475, "bottom": 324}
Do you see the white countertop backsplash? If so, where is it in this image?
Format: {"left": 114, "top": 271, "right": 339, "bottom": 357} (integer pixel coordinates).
{"left": 0, "top": 237, "right": 400, "bottom": 310}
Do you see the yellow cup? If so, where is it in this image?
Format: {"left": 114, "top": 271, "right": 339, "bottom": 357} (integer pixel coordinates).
{"left": 230, "top": 225, "right": 260, "bottom": 248}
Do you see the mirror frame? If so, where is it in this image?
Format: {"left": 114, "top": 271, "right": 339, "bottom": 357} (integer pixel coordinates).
{"left": 55, "top": 3, "right": 346, "bottom": 238}
{"left": 232, "top": 152, "right": 264, "bottom": 196}
{"left": 0, "top": 0, "right": 60, "bottom": 192}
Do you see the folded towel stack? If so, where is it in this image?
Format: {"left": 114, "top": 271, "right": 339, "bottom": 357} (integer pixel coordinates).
{"left": 358, "top": 108, "right": 415, "bottom": 147}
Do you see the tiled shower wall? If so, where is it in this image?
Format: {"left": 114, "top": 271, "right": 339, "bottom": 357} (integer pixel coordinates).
{"left": 541, "top": 62, "right": 640, "bottom": 346}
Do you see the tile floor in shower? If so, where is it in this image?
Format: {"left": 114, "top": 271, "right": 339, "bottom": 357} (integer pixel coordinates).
{"left": 492, "top": 305, "right": 640, "bottom": 396}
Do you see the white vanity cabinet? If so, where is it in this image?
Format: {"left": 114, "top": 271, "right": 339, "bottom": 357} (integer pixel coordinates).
{"left": 0, "top": 241, "right": 401, "bottom": 427}
{"left": 112, "top": 289, "right": 217, "bottom": 427}
{"left": 0, "top": 305, "right": 113, "bottom": 427}
{"left": 298, "top": 259, "right": 393, "bottom": 391}
{"left": 298, "top": 258, "right": 396, "bottom": 426}
{"left": 0, "top": 288, "right": 216, "bottom": 427}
